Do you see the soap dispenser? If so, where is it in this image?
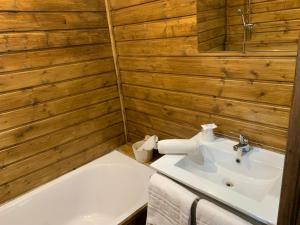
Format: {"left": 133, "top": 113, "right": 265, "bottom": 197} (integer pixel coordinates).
{"left": 201, "top": 123, "right": 217, "bottom": 142}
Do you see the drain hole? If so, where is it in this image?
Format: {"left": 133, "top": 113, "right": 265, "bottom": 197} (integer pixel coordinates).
{"left": 225, "top": 182, "right": 234, "bottom": 188}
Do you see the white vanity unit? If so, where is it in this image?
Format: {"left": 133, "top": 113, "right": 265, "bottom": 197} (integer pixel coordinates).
{"left": 151, "top": 138, "right": 284, "bottom": 225}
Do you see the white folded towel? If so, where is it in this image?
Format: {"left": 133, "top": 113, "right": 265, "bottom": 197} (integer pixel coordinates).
{"left": 137, "top": 135, "right": 158, "bottom": 152}
{"left": 196, "top": 199, "right": 252, "bottom": 225}
{"left": 147, "top": 173, "right": 199, "bottom": 225}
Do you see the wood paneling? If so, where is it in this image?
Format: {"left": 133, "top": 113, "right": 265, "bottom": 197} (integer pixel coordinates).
{"left": 0, "top": 44, "right": 112, "bottom": 73}
{"left": 0, "top": 12, "right": 108, "bottom": 32}
{"left": 111, "top": 0, "right": 196, "bottom": 26}
{"left": 0, "top": 100, "right": 121, "bottom": 167}
{"left": 0, "top": 59, "right": 115, "bottom": 93}
{"left": 0, "top": 74, "right": 117, "bottom": 112}
{"left": 125, "top": 98, "right": 287, "bottom": 150}
{"left": 114, "top": 15, "right": 197, "bottom": 41}
{"left": 0, "top": 121, "right": 123, "bottom": 186}
{"left": 0, "top": 0, "right": 124, "bottom": 204}
{"left": 0, "top": 0, "right": 106, "bottom": 11}
{"left": 110, "top": 0, "right": 156, "bottom": 10}
{"left": 0, "top": 29, "right": 110, "bottom": 53}
{"left": 119, "top": 56, "right": 295, "bottom": 82}
{"left": 123, "top": 85, "right": 289, "bottom": 128}
{"left": 278, "top": 40, "right": 300, "bottom": 225}
{"left": 197, "top": 0, "right": 226, "bottom": 51}
{"left": 0, "top": 86, "right": 118, "bottom": 131}
{"left": 121, "top": 71, "right": 293, "bottom": 105}
{"left": 109, "top": 0, "right": 296, "bottom": 152}
{"left": 226, "top": 0, "right": 300, "bottom": 51}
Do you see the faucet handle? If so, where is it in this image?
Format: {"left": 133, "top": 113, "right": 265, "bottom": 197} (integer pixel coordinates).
{"left": 239, "top": 135, "right": 248, "bottom": 145}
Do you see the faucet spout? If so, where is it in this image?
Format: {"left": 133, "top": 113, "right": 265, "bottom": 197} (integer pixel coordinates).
{"left": 233, "top": 135, "right": 251, "bottom": 155}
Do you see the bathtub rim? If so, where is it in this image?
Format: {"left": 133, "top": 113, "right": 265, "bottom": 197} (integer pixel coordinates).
{"left": 0, "top": 150, "right": 153, "bottom": 225}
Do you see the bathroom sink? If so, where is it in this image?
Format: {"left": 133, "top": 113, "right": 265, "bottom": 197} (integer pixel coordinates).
{"left": 151, "top": 138, "right": 284, "bottom": 225}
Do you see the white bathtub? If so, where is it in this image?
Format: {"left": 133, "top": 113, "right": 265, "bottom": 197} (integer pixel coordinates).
{"left": 0, "top": 151, "right": 154, "bottom": 225}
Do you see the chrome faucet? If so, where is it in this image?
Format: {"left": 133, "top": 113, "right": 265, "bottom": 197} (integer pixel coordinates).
{"left": 233, "top": 135, "right": 251, "bottom": 153}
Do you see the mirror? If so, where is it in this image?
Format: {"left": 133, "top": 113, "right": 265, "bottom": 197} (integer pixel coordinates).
{"left": 197, "top": 0, "right": 300, "bottom": 53}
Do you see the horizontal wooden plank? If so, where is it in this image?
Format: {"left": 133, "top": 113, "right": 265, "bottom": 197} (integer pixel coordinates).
{"left": 121, "top": 71, "right": 293, "bottom": 106}
{"left": 227, "top": 0, "right": 291, "bottom": 7}
{"left": 0, "top": 85, "right": 119, "bottom": 131}
{"left": 198, "top": 26, "right": 226, "bottom": 43}
{"left": 0, "top": 122, "right": 124, "bottom": 186}
{"left": 117, "top": 36, "right": 200, "bottom": 56}
{"left": 228, "top": 0, "right": 300, "bottom": 15}
{"left": 197, "top": 0, "right": 225, "bottom": 12}
{"left": 114, "top": 15, "right": 197, "bottom": 41}
{"left": 198, "top": 7, "right": 225, "bottom": 21}
{"left": 0, "top": 73, "right": 117, "bottom": 112}
{"left": 228, "top": 41, "right": 299, "bottom": 52}
{"left": 119, "top": 56, "right": 296, "bottom": 82}
{"left": 110, "top": 0, "right": 156, "bottom": 10}
{"left": 0, "top": 135, "right": 125, "bottom": 204}
{"left": 227, "top": 30, "right": 300, "bottom": 43}
{"left": 127, "top": 121, "right": 174, "bottom": 140}
{"left": 127, "top": 109, "right": 197, "bottom": 138}
{"left": 125, "top": 97, "right": 288, "bottom": 150}
{"left": 229, "top": 8, "right": 300, "bottom": 26}
{"left": 123, "top": 84, "right": 290, "bottom": 128}
{"left": 199, "top": 35, "right": 225, "bottom": 51}
{"left": 0, "top": 0, "right": 106, "bottom": 11}
{"left": 127, "top": 132, "right": 144, "bottom": 143}
{"left": 0, "top": 101, "right": 122, "bottom": 150}
{"left": 0, "top": 58, "right": 115, "bottom": 93}
{"left": 228, "top": 19, "right": 300, "bottom": 35}
{"left": 0, "top": 99, "right": 121, "bottom": 167}
{"left": 0, "top": 44, "right": 112, "bottom": 73}
{"left": 116, "top": 36, "right": 297, "bottom": 56}
{"left": 0, "top": 29, "right": 110, "bottom": 53}
{"left": 111, "top": 0, "right": 196, "bottom": 26}
{"left": 0, "top": 12, "right": 107, "bottom": 32}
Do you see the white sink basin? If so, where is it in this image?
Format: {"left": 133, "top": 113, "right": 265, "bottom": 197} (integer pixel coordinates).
{"left": 151, "top": 138, "right": 284, "bottom": 225}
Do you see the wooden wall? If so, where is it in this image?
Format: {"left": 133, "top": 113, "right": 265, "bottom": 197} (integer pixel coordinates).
{"left": 108, "top": 0, "right": 297, "bottom": 152}
{"left": 227, "top": 0, "right": 300, "bottom": 51}
{"left": 196, "top": 0, "right": 300, "bottom": 51}
{"left": 0, "top": 0, "right": 125, "bottom": 204}
{"left": 197, "top": 0, "right": 226, "bottom": 51}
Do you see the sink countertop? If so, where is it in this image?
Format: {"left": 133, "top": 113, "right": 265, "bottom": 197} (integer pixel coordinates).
{"left": 150, "top": 137, "right": 285, "bottom": 225}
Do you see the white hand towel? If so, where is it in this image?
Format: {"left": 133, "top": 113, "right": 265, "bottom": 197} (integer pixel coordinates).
{"left": 196, "top": 199, "right": 252, "bottom": 225}
{"left": 137, "top": 135, "right": 158, "bottom": 152}
{"left": 147, "top": 173, "right": 199, "bottom": 225}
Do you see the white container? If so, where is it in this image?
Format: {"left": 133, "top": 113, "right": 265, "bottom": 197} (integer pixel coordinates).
{"left": 201, "top": 123, "right": 217, "bottom": 142}
{"left": 157, "top": 139, "right": 198, "bottom": 154}
{"left": 132, "top": 140, "right": 153, "bottom": 163}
